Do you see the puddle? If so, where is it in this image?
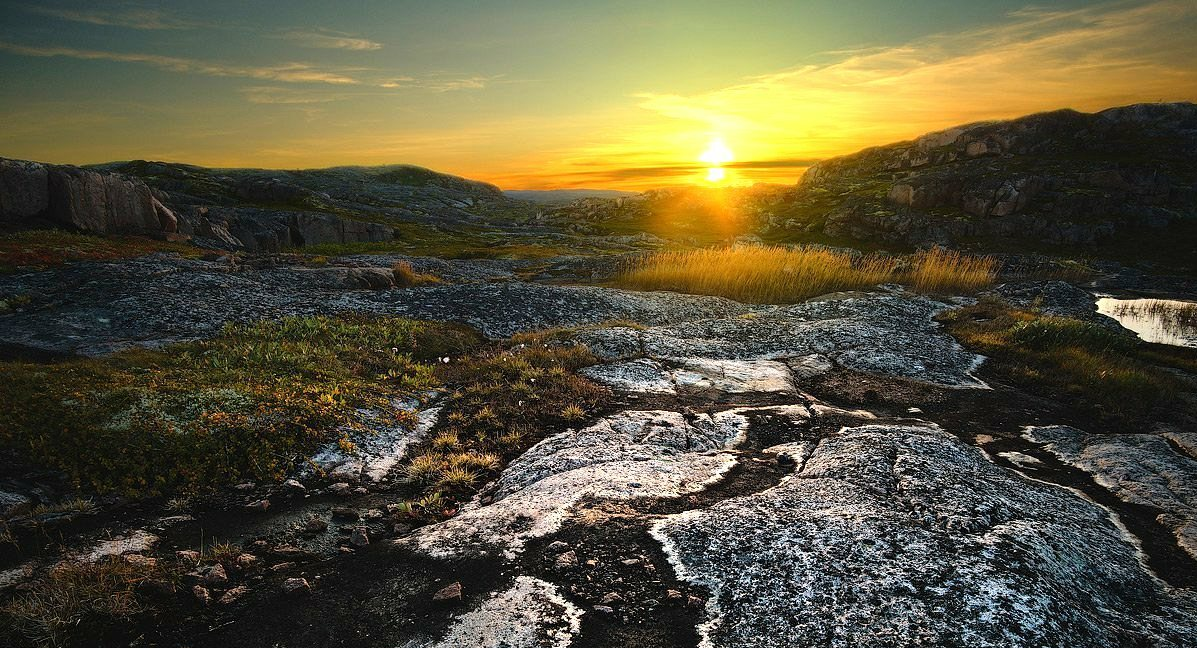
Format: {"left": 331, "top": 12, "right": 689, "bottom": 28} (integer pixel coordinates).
{"left": 1095, "top": 296, "right": 1197, "bottom": 347}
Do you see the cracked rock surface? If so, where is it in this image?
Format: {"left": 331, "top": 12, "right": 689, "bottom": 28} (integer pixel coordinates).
{"left": 653, "top": 422, "right": 1197, "bottom": 648}
{"left": 1025, "top": 425, "right": 1197, "bottom": 560}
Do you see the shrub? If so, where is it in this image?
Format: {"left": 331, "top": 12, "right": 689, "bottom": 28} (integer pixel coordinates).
{"left": 907, "top": 247, "right": 998, "bottom": 294}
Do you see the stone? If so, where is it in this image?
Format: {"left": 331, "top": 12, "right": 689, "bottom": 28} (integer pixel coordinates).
{"left": 554, "top": 551, "right": 579, "bottom": 569}
{"left": 350, "top": 527, "right": 370, "bottom": 548}
{"left": 234, "top": 554, "right": 258, "bottom": 569}
{"left": 433, "top": 581, "right": 463, "bottom": 602}
{"left": 190, "top": 563, "right": 228, "bottom": 587}
{"left": 192, "top": 585, "right": 211, "bottom": 606}
{"left": 218, "top": 585, "right": 248, "bottom": 605}
{"left": 600, "top": 592, "right": 624, "bottom": 605}
{"left": 328, "top": 482, "right": 352, "bottom": 497}
{"left": 176, "top": 549, "right": 200, "bottom": 564}
{"left": 0, "top": 490, "right": 32, "bottom": 518}
{"left": 282, "top": 479, "right": 306, "bottom": 493}
{"left": 302, "top": 517, "right": 328, "bottom": 534}
{"left": 233, "top": 482, "right": 256, "bottom": 492}
{"left": 665, "top": 589, "right": 684, "bottom": 603}
{"left": 84, "top": 531, "right": 158, "bottom": 562}
{"left": 282, "top": 578, "right": 311, "bottom": 596}
{"left": 425, "top": 577, "right": 581, "bottom": 648}
{"left": 123, "top": 554, "right": 157, "bottom": 569}
{"left": 246, "top": 499, "right": 270, "bottom": 512}
{"left": 331, "top": 507, "right": 359, "bottom": 520}
{"left": 545, "top": 540, "right": 570, "bottom": 554}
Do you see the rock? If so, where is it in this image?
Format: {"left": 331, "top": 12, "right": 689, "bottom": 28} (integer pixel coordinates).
{"left": 245, "top": 499, "right": 270, "bottom": 512}
{"left": 545, "top": 540, "right": 570, "bottom": 554}
{"left": 425, "top": 577, "right": 581, "bottom": 648}
{"left": 233, "top": 482, "right": 256, "bottom": 492}
{"left": 176, "top": 549, "right": 200, "bottom": 564}
{"left": 0, "top": 490, "right": 32, "bottom": 518}
{"left": 433, "top": 581, "right": 463, "bottom": 602}
{"left": 619, "top": 558, "right": 640, "bottom": 567}
{"left": 328, "top": 482, "right": 352, "bottom": 497}
{"left": 599, "top": 592, "right": 624, "bottom": 605}
{"left": 652, "top": 423, "right": 1197, "bottom": 647}
{"left": 554, "top": 551, "right": 578, "bottom": 569}
{"left": 234, "top": 554, "right": 258, "bottom": 569}
{"left": 282, "top": 578, "right": 311, "bottom": 596}
{"left": 593, "top": 605, "right": 615, "bottom": 615}
{"left": 218, "top": 585, "right": 248, "bottom": 605}
{"left": 350, "top": 527, "right": 370, "bottom": 548}
{"left": 1025, "top": 425, "right": 1197, "bottom": 560}
{"left": 83, "top": 530, "right": 158, "bottom": 562}
{"left": 665, "top": 589, "right": 684, "bottom": 603}
{"left": 404, "top": 409, "right": 749, "bottom": 558}
{"left": 270, "top": 545, "right": 317, "bottom": 561}
{"left": 302, "top": 517, "right": 328, "bottom": 534}
{"left": 189, "top": 563, "right": 228, "bottom": 587}
{"left": 685, "top": 595, "right": 704, "bottom": 609}
{"left": 282, "top": 479, "right": 306, "bottom": 493}
{"left": 331, "top": 506, "right": 359, "bottom": 520}
{"left": 123, "top": 554, "right": 157, "bottom": 569}
{"left": 192, "top": 585, "right": 211, "bottom": 606}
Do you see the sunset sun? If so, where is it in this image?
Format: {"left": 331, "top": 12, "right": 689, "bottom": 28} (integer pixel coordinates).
{"left": 699, "top": 137, "right": 734, "bottom": 183}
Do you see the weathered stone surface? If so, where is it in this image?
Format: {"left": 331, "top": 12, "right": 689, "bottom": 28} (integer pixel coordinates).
{"left": 575, "top": 292, "right": 986, "bottom": 389}
{"left": 404, "top": 409, "right": 748, "bottom": 558}
{"left": 1025, "top": 425, "right": 1197, "bottom": 560}
{"left": 83, "top": 530, "right": 159, "bottom": 562}
{"left": 653, "top": 423, "right": 1197, "bottom": 647}
{"left": 0, "top": 158, "right": 49, "bottom": 221}
{"left": 421, "top": 577, "right": 581, "bottom": 648}
{"left": 307, "top": 404, "right": 439, "bottom": 483}
{"left": 0, "top": 257, "right": 749, "bottom": 355}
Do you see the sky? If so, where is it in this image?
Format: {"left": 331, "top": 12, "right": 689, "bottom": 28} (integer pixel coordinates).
{"left": 1, "top": 0, "right": 1195, "bottom": 190}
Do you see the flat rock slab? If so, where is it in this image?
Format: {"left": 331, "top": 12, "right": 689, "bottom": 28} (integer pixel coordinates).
{"left": 1025, "top": 425, "right": 1197, "bottom": 560}
{"left": 0, "top": 256, "right": 746, "bottom": 355}
{"left": 576, "top": 293, "right": 986, "bottom": 389}
{"left": 411, "top": 576, "right": 582, "bottom": 648}
{"left": 403, "top": 409, "right": 749, "bottom": 558}
{"left": 653, "top": 423, "right": 1197, "bottom": 647}
{"left": 307, "top": 402, "right": 440, "bottom": 484}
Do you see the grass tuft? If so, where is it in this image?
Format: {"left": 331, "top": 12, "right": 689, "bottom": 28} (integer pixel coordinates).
{"left": 392, "top": 261, "right": 442, "bottom": 288}
{"left": 617, "top": 244, "right": 996, "bottom": 302}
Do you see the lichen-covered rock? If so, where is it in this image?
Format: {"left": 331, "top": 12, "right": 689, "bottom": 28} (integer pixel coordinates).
{"left": 575, "top": 292, "right": 986, "bottom": 388}
{"left": 416, "top": 577, "right": 581, "bottom": 648}
{"left": 404, "top": 409, "right": 748, "bottom": 558}
{"left": 653, "top": 423, "right": 1197, "bottom": 647}
{"left": 1025, "top": 425, "right": 1197, "bottom": 560}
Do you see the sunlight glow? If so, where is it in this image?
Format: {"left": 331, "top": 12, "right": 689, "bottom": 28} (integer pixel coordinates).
{"left": 700, "top": 137, "right": 733, "bottom": 183}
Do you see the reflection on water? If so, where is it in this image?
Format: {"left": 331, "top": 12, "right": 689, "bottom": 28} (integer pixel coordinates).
{"left": 1096, "top": 297, "right": 1197, "bottom": 347}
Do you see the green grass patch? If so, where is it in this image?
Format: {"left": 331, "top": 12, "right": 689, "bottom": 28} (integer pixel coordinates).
{"left": 0, "top": 315, "right": 481, "bottom": 497}
{"left": 0, "top": 231, "right": 205, "bottom": 273}
{"left": 399, "top": 332, "right": 604, "bottom": 502}
{"left": 938, "top": 299, "right": 1190, "bottom": 423}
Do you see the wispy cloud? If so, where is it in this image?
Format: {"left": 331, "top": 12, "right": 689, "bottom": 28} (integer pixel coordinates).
{"left": 0, "top": 42, "right": 362, "bottom": 84}
{"left": 23, "top": 6, "right": 208, "bottom": 30}
{"left": 239, "top": 86, "right": 355, "bottom": 104}
{"left": 277, "top": 30, "right": 383, "bottom": 51}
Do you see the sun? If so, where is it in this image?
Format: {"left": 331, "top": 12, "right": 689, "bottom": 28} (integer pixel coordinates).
{"left": 699, "top": 137, "right": 733, "bottom": 183}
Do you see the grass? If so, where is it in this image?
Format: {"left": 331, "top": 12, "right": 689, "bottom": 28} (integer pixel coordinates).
{"left": 399, "top": 334, "right": 603, "bottom": 500}
{"left": 938, "top": 298, "right": 1190, "bottom": 423}
{"left": 617, "top": 244, "right": 997, "bottom": 303}
{"left": 1113, "top": 299, "right": 1197, "bottom": 330}
{"left": 0, "top": 230, "right": 205, "bottom": 273}
{"left": 392, "top": 261, "right": 442, "bottom": 287}
{"left": 0, "top": 315, "right": 481, "bottom": 497}
{"left": 1, "top": 558, "right": 168, "bottom": 648}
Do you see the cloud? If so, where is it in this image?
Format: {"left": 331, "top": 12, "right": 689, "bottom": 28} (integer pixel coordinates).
{"left": 0, "top": 42, "right": 362, "bottom": 84}
{"left": 23, "top": 6, "right": 207, "bottom": 30}
{"left": 632, "top": 0, "right": 1197, "bottom": 160}
{"left": 278, "top": 30, "right": 383, "bottom": 51}
{"left": 239, "top": 86, "right": 354, "bottom": 104}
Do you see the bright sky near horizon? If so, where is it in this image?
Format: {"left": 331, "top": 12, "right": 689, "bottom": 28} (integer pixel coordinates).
{"left": 1, "top": 0, "right": 1195, "bottom": 189}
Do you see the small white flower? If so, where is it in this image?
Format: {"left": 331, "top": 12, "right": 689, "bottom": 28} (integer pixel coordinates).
{"left": 441, "top": 357, "right": 450, "bottom": 364}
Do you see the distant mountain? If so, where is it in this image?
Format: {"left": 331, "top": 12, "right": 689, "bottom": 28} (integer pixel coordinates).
{"left": 505, "top": 189, "right": 639, "bottom": 204}
{"left": 762, "top": 102, "right": 1197, "bottom": 254}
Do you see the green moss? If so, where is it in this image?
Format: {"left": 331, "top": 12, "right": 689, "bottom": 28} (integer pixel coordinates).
{"left": 0, "top": 316, "right": 482, "bottom": 497}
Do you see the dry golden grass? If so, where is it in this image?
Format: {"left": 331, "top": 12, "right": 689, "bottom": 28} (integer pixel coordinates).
{"left": 617, "top": 244, "right": 996, "bottom": 303}
{"left": 392, "top": 261, "right": 442, "bottom": 288}
{"left": 907, "top": 247, "right": 999, "bottom": 294}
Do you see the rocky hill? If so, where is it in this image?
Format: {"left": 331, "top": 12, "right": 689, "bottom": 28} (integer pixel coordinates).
{"left": 1, "top": 159, "right": 539, "bottom": 252}
{"left": 778, "top": 102, "right": 1197, "bottom": 250}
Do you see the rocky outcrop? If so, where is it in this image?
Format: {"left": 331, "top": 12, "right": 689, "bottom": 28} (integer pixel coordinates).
{"left": 175, "top": 206, "right": 395, "bottom": 251}
{"left": 1, "top": 157, "right": 177, "bottom": 234}
{"left": 795, "top": 102, "right": 1197, "bottom": 248}
{"left": 654, "top": 422, "right": 1197, "bottom": 647}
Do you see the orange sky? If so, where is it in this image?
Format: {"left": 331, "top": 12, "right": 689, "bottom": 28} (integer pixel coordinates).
{"left": 1, "top": 1, "right": 1195, "bottom": 189}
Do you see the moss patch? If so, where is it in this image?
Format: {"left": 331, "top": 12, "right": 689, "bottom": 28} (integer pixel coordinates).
{"left": 0, "top": 231, "right": 206, "bottom": 273}
{"left": 0, "top": 316, "right": 481, "bottom": 497}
